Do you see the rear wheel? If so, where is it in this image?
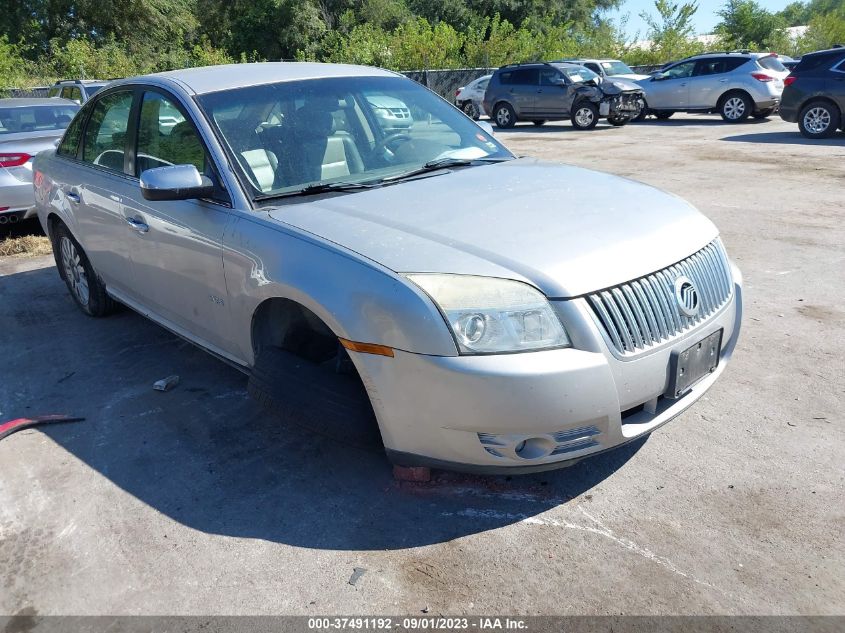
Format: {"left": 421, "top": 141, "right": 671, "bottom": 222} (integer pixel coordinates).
{"left": 462, "top": 101, "right": 480, "bottom": 120}
{"left": 753, "top": 108, "right": 775, "bottom": 119}
{"left": 654, "top": 111, "right": 674, "bottom": 120}
{"left": 607, "top": 115, "right": 631, "bottom": 126}
{"left": 52, "top": 223, "right": 115, "bottom": 317}
{"left": 571, "top": 102, "right": 599, "bottom": 130}
{"left": 493, "top": 102, "right": 516, "bottom": 128}
{"left": 798, "top": 100, "right": 840, "bottom": 139}
{"left": 719, "top": 92, "right": 752, "bottom": 122}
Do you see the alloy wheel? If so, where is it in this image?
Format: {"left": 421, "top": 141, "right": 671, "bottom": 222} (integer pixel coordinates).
{"left": 575, "top": 107, "right": 594, "bottom": 127}
{"left": 60, "top": 236, "right": 90, "bottom": 306}
{"left": 496, "top": 107, "right": 510, "bottom": 126}
{"left": 803, "top": 107, "right": 831, "bottom": 134}
{"left": 723, "top": 97, "right": 746, "bottom": 120}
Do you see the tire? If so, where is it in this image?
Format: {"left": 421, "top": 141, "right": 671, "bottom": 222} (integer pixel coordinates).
{"left": 654, "top": 111, "right": 674, "bottom": 120}
{"left": 52, "top": 222, "right": 115, "bottom": 317}
{"left": 532, "top": 120, "right": 547, "bottom": 127}
{"left": 632, "top": 106, "right": 648, "bottom": 122}
{"left": 462, "top": 101, "right": 479, "bottom": 120}
{"left": 248, "top": 346, "right": 383, "bottom": 450}
{"left": 493, "top": 102, "right": 516, "bottom": 128}
{"left": 607, "top": 115, "right": 631, "bottom": 126}
{"left": 571, "top": 101, "right": 599, "bottom": 130}
{"left": 753, "top": 108, "right": 775, "bottom": 119}
{"left": 798, "top": 100, "right": 841, "bottom": 139}
{"left": 719, "top": 91, "right": 752, "bottom": 122}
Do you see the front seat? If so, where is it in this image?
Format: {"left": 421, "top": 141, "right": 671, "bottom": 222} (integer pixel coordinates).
{"left": 287, "top": 106, "right": 364, "bottom": 184}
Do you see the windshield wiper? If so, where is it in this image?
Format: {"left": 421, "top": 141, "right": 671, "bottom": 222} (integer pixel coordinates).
{"left": 381, "top": 156, "right": 512, "bottom": 183}
{"left": 255, "top": 180, "right": 381, "bottom": 201}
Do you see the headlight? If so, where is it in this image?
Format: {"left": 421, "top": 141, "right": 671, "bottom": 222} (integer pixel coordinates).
{"left": 406, "top": 274, "right": 571, "bottom": 354}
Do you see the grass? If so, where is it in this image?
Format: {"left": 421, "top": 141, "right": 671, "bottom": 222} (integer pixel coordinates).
{"left": 0, "top": 234, "right": 53, "bottom": 258}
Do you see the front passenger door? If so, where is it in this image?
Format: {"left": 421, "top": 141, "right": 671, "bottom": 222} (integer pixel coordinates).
{"left": 647, "top": 61, "right": 695, "bottom": 109}
{"left": 536, "top": 68, "right": 568, "bottom": 117}
{"left": 121, "top": 89, "right": 238, "bottom": 356}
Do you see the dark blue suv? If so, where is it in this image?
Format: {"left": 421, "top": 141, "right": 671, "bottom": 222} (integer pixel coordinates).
{"left": 780, "top": 47, "right": 845, "bottom": 138}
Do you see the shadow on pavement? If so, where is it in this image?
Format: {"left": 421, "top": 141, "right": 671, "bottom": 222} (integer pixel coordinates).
{"left": 721, "top": 130, "right": 845, "bottom": 146}
{"left": 0, "top": 264, "right": 645, "bottom": 551}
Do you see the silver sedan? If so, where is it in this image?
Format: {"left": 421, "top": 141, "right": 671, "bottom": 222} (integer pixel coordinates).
{"left": 34, "top": 63, "right": 742, "bottom": 474}
{"left": 1, "top": 98, "right": 79, "bottom": 225}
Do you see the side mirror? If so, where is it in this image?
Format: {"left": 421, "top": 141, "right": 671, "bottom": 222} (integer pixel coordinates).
{"left": 140, "top": 164, "right": 214, "bottom": 201}
{"left": 651, "top": 72, "right": 667, "bottom": 81}
{"left": 476, "top": 120, "right": 495, "bottom": 136}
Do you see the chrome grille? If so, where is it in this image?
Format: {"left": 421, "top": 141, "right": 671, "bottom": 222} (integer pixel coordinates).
{"left": 587, "top": 239, "right": 733, "bottom": 356}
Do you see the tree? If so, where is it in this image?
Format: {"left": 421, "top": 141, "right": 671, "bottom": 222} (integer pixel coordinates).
{"left": 635, "top": 0, "right": 704, "bottom": 64}
{"left": 715, "top": 0, "right": 787, "bottom": 49}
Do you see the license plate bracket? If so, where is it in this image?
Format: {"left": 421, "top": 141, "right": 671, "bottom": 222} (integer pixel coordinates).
{"left": 666, "top": 329, "right": 723, "bottom": 399}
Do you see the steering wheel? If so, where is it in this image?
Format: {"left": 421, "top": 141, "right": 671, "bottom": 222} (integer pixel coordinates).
{"left": 374, "top": 132, "right": 412, "bottom": 159}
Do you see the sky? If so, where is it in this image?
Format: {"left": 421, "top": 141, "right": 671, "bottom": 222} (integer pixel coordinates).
{"left": 607, "top": 0, "right": 796, "bottom": 38}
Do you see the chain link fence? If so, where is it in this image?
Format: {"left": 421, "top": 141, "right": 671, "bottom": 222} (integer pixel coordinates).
{"left": 401, "top": 68, "right": 495, "bottom": 100}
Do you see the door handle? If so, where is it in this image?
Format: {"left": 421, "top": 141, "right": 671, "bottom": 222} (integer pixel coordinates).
{"left": 719, "top": 78, "right": 728, "bottom": 83}
{"left": 66, "top": 190, "right": 80, "bottom": 203}
{"left": 125, "top": 217, "right": 149, "bottom": 233}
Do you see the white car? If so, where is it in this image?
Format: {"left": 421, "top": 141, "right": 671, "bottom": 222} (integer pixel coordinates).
{"left": 553, "top": 59, "right": 652, "bottom": 82}
{"left": 455, "top": 75, "right": 491, "bottom": 120}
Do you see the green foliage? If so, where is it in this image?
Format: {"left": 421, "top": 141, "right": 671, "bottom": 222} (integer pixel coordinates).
{"left": 0, "top": 37, "right": 34, "bottom": 92}
{"left": 797, "top": 11, "right": 845, "bottom": 51}
{"left": 714, "top": 0, "right": 787, "bottom": 50}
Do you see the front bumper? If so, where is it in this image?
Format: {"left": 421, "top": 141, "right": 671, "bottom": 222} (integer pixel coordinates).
{"left": 351, "top": 266, "right": 742, "bottom": 474}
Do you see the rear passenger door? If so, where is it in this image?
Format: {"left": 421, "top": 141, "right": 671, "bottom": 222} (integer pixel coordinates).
{"left": 72, "top": 89, "right": 138, "bottom": 295}
{"left": 505, "top": 68, "right": 539, "bottom": 115}
{"left": 689, "top": 57, "right": 746, "bottom": 108}
{"left": 120, "top": 88, "right": 237, "bottom": 355}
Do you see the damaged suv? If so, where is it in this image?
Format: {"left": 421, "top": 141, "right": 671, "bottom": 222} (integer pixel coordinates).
{"left": 35, "top": 62, "right": 741, "bottom": 474}
{"left": 483, "top": 62, "right": 645, "bottom": 129}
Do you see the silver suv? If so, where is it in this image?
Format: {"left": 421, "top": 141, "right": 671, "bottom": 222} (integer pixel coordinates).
{"left": 34, "top": 63, "right": 741, "bottom": 474}
{"left": 47, "top": 80, "right": 110, "bottom": 104}
{"left": 635, "top": 52, "right": 788, "bottom": 121}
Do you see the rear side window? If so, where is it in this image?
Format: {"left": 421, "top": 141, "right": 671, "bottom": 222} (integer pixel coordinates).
{"left": 695, "top": 57, "right": 747, "bottom": 76}
{"left": 61, "top": 86, "right": 82, "bottom": 103}
{"left": 82, "top": 91, "right": 133, "bottom": 173}
{"left": 57, "top": 105, "right": 89, "bottom": 157}
{"left": 757, "top": 56, "right": 786, "bottom": 72}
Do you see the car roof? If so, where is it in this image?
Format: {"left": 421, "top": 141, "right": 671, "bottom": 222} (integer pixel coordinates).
{"left": 0, "top": 97, "right": 80, "bottom": 107}
{"left": 555, "top": 58, "right": 621, "bottom": 63}
{"left": 801, "top": 46, "right": 845, "bottom": 58}
{"left": 109, "top": 62, "right": 400, "bottom": 95}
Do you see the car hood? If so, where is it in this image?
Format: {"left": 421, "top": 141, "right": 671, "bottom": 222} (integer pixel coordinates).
{"left": 365, "top": 95, "right": 407, "bottom": 108}
{"left": 610, "top": 73, "right": 652, "bottom": 82}
{"left": 266, "top": 158, "right": 719, "bottom": 298}
{"left": 600, "top": 78, "right": 644, "bottom": 94}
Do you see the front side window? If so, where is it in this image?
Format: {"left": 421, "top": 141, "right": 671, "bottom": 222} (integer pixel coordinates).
{"left": 197, "top": 76, "right": 512, "bottom": 200}
{"left": 540, "top": 68, "right": 564, "bottom": 86}
{"left": 136, "top": 92, "right": 208, "bottom": 175}
{"left": 663, "top": 61, "right": 696, "bottom": 79}
{"left": 82, "top": 90, "right": 133, "bottom": 173}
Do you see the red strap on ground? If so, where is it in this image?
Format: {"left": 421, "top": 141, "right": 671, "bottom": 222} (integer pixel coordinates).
{"left": 0, "top": 415, "right": 85, "bottom": 441}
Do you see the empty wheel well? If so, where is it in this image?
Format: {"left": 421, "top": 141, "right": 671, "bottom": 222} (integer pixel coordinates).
{"left": 46, "top": 213, "right": 64, "bottom": 242}
{"left": 251, "top": 297, "right": 343, "bottom": 365}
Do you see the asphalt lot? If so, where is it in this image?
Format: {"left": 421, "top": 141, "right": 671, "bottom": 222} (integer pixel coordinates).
{"left": 1, "top": 114, "right": 843, "bottom": 616}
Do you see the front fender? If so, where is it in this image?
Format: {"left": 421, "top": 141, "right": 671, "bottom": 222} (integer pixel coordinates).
{"left": 223, "top": 214, "right": 459, "bottom": 365}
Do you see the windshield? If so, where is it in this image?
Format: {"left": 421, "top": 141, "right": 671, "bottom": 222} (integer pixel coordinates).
{"left": 560, "top": 66, "right": 600, "bottom": 84}
{"left": 0, "top": 104, "right": 80, "bottom": 135}
{"left": 196, "top": 76, "right": 512, "bottom": 200}
{"left": 601, "top": 61, "right": 635, "bottom": 75}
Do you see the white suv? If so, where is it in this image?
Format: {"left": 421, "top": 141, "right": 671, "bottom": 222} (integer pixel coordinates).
{"left": 635, "top": 52, "right": 789, "bottom": 122}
